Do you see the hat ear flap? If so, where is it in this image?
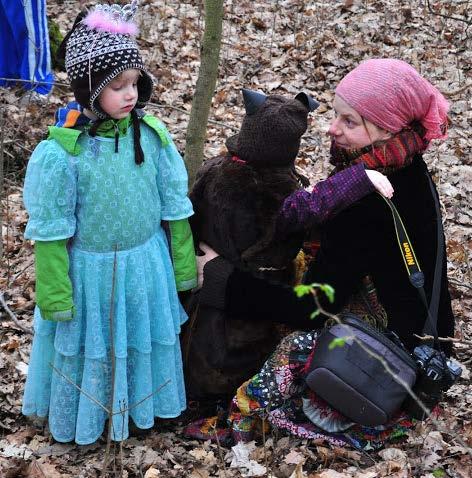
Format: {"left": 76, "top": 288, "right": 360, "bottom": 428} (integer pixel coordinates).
{"left": 295, "top": 92, "right": 319, "bottom": 112}
{"left": 242, "top": 88, "right": 267, "bottom": 115}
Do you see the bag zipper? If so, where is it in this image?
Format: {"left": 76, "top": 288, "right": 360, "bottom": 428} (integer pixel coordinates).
{"left": 340, "top": 314, "right": 417, "bottom": 368}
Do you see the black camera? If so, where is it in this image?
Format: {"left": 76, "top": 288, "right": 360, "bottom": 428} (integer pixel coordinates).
{"left": 403, "top": 345, "right": 462, "bottom": 420}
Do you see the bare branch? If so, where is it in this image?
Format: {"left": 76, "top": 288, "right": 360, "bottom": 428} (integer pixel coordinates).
{"left": 103, "top": 245, "right": 119, "bottom": 476}
{"left": 0, "top": 99, "right": 4, "bottom": 260}
{"left": 448, "top": 277, "right": 472, "bottom": 291}
{"left": 426, "top": 0, "right": 472, "bottom": 25}
{"left": 442, "top": 82, "right": 472, "bottom": 97}
{"left": 0, "top": 291, "right": 33, "bottom": 335}
{"left": 148, "top": 101, "right": 237, "bottom": 131}
{"left": 49, "top": 362, "right": 110, "bottom": 414}
{"left": 0, "top": 76, "right": 69, "bottom": 87}
{"left": 414, "top": 333, "right": 472, "bottom": 347}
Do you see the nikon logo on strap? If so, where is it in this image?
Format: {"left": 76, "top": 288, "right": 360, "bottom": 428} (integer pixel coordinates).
{"left": 402, "top": 242, "right": 416, "bottom": 266}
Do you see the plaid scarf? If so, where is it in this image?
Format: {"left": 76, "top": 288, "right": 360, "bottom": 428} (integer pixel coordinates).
{"left": 54, "top": 101, "right": 132, "bottom": 138}
{"left": 329, "top": 127, "right": 428, "bottom": 174}
{"left": 54, "top": 101, "right": 90, "bottom": 128}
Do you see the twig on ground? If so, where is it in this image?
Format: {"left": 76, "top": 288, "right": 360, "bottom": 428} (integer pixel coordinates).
{"left": 211, "top": 421, "right": 227, "bottom": 477}
{"left": 103, "top": 245, "right": 118, "bottom": 477}
{"left": 448, "top": 277, "right": 472, "bottom": 291}
{"left": 443, "top": 82, "right": 472, "bottom": 97}
{"left": 414, "top": 333, "right": 472, "bottom": 347}
{"left": 426, "top": 0, "right": 471, "bottom": 26}
{"left": 9, "top": 259, "right": 34, "bottom": 286}
{"left": 0, "top": 291, "right": 33, "bottom": 335}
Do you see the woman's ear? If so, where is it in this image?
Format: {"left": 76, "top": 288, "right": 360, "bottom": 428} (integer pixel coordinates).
{"left": 380, "top": 129, "right": 394, "bottom": 141}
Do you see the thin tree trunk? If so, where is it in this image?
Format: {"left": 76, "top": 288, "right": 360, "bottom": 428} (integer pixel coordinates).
{"left": 0, "top": 102, "right": 5, "bottom": 260}
{"left": 184, "top": 0, "right": 224, "bottom": 188}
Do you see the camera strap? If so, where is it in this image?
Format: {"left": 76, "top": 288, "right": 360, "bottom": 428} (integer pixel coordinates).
{"left": 378, "top": 172, "right": 444, "bottom": 348}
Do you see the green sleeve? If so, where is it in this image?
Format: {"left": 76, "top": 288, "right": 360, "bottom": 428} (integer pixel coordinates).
{"left": 35, "top": 239, "right": 74, "bottom": 321}
{"left": 168, "top": 219, "right": 197, "bottom": 291}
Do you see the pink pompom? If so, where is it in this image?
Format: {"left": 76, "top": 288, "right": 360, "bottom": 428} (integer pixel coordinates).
{"left": 84, "top": 9, "right": 138, "bottom": 36}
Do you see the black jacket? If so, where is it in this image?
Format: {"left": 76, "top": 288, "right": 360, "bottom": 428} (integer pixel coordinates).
{"left": 224, "top": 156, "right": 455, "bottom": 353}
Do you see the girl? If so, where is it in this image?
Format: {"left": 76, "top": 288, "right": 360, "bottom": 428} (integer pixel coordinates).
{"left": 22, "top": 1, "right": 196, "bottom": 444}
{"left": 190, "top": 58, "right": 455, "bottom": 448}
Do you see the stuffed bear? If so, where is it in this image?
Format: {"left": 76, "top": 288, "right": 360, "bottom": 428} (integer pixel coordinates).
{"left": 182, "top": 89, "right": 318, "bottom": 400}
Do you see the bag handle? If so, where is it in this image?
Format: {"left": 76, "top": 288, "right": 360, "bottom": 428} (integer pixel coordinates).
{"left": 378, "top": 172, "right": 444, "bottom": 347}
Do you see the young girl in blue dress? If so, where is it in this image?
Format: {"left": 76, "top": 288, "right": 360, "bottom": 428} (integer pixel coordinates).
{"left": 22, "top": 0, "right": 197, "bottom": 444}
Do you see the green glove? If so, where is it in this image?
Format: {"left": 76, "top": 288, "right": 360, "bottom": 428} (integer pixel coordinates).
{"left": 168, "top": 219, "right": 197, "bottom": 291}
{"left": 35, "top": 239, "right": 74, "bottom": 321}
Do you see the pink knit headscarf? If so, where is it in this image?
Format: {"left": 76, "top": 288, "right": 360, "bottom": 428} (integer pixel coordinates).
{"left": 335, "top": 59, "right": 449, "bottom": 141}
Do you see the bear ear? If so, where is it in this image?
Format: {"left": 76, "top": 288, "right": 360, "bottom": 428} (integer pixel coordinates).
{"left": 242, "top": 88, "right": 268, "bottom": 115}
{"left": 295, "top": 92, "right": 320, "bottom": 112}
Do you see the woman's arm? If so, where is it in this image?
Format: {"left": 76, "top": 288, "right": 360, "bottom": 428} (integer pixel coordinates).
{"left": 276, "top": 163, "right": 392, "bottom": 236}
{"left": 197, "top": 243, "right": 317, "bottom": 329}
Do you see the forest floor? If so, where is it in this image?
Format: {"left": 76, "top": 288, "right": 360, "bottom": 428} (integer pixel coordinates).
{"left": 0, "top": 1, "right": 471, "bottom": 477}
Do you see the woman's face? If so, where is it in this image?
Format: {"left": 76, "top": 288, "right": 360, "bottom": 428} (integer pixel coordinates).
{"left": 328, "top": 94, "right": 391, "bottom": 149}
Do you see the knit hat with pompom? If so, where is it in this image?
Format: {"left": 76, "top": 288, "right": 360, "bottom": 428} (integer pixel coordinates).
{"left": 59, "top": 0, "right": 153, "bottom": 119}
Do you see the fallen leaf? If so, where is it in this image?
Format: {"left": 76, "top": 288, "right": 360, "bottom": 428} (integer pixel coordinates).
{"left": 144, "top": 467, "right": 160, "bottom": 478}
{"left": 285, "top": 449, "right": 305, "bottom": 465}
{"left": 424, "top": 432, "right": 448, "bottom": 454}
{"left": 310, "top": 470, "right": 350, "bottom": 477}
{"left": 189, "top": 468, "right": 210, "bottom": 478}
{"left": 378, "top": 448, "right": 408, "bottom": 466}
{"left": 229, "top": 441, "right": 267, "bottom": 477}
{"left": 290, "top": 462, "right": 307, "bottom": 478}
{"left": 27, "top": 458, "right": 63, "bottom": 478}
{"left": 5, "top": 427, "right": 37, "bottom": 445}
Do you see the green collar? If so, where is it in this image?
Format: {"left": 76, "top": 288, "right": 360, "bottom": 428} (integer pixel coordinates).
{"left": 47, "top": 114, "right": 169, "bottom": 155}
{"left": 94, "top": 115, "right": 131, "bottom": 138}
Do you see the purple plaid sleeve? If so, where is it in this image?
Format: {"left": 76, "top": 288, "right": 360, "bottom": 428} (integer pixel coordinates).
{"left": 277, "top": 163, "right": 375, "bottom": 235}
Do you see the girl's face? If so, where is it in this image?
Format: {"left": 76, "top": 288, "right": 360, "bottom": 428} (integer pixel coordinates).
{"left": 328, "top": 94, "right": 391, "bottom": 149}
{"left": 99, "top": 69, "right": 140, "bottom": 120}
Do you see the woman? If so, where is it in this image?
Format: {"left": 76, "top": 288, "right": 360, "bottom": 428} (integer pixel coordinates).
{"left": 188, "top": 59, "right": 456, "bottom": 448}
{"left": 209, "top": 58, "right": 454, "bottom": 354}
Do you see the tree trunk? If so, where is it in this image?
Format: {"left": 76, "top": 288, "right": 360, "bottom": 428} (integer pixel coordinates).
{"left": 0, "top": 103, "right": 4, "bottom": 260}
{"left": 184, "top": 0, "right": 224, "bottom": 188}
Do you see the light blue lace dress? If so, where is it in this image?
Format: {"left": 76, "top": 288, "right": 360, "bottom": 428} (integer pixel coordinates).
{"left": 22, "top": 121, "right": 193, "bottom": 444}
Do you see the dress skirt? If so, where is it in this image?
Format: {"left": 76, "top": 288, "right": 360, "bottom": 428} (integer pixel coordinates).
{"left": 22, "top": 229, "right": 187, "bottom": 445}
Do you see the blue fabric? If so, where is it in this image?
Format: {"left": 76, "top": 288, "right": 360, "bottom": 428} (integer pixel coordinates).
{"left": 24, "top": 123, "right": 193, "bottom": 247}
{"left": 0, "top": 0, "right": 53, "bottom": 94}
{"left": 22, "top": 120, "right": 193, "bottom": 444}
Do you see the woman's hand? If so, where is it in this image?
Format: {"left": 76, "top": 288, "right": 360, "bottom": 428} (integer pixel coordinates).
{"left": 196, "top": 242, "right": 220, "bottom": 290}
{"left": 366, "top": 170, "right": 394, "bottom": 198}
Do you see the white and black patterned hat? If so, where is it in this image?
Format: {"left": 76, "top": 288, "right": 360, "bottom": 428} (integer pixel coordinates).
{"left": 64, "top": 0, "right": 153, "bottom": 118}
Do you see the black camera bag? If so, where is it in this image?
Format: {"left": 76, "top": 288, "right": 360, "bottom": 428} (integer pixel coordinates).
{"left": 305, "top": 313, "right": 418, "bottom": 426}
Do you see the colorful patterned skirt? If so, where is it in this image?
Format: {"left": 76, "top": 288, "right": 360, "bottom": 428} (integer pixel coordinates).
{"left": 185, "top": 330, "right": 416, "bottom": 450}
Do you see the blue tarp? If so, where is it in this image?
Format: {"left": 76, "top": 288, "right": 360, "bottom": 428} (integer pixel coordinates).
{"left": 0, "top": 0, "right": 53, "bottom": 94}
